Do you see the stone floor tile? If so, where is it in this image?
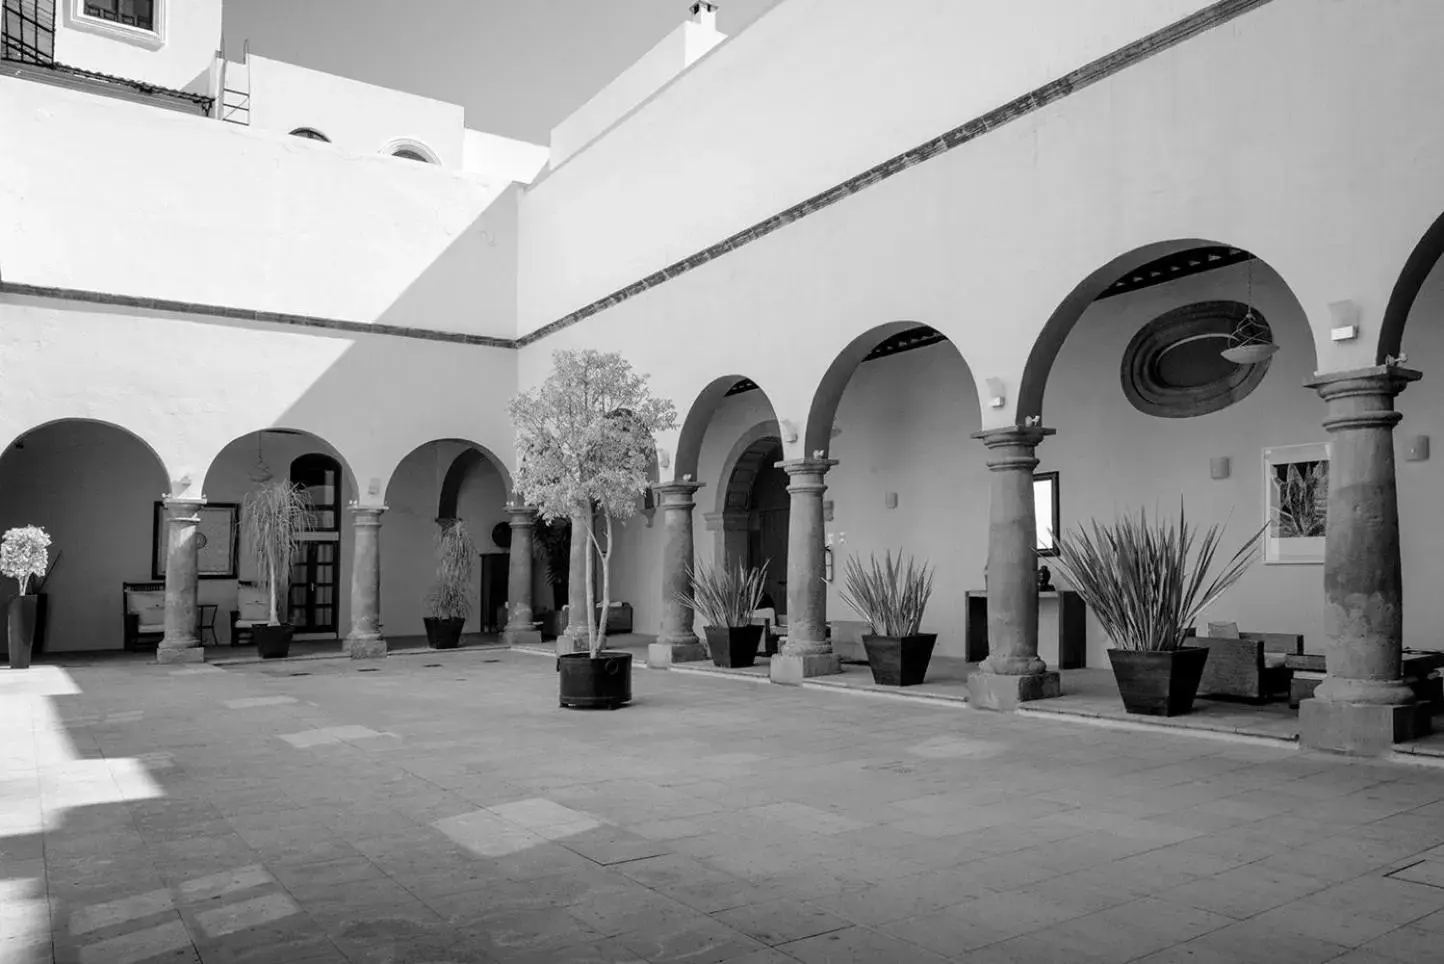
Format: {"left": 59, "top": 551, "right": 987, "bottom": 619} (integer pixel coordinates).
{"left": 493, "top": 936, "right": 653, "bottom": 964}
{"left": 613, "top": 913, "right": 769, "bottom": 964}
{"left": 713, "top": 898, "right": 850, "bottom": 946}
{"left": 1355, "top": 923, "right": 1444, "bottom": 962}
{"left": 777, "top": 925, "right": 953, "bottom": 964}
{"left": 1185, "top": 917, "right": 1352, "bottom": 964}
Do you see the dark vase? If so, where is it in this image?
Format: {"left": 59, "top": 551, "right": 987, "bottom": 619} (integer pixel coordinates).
{"left": 32, "top": 593, "right": 48, "bottom": 656}
{"left": 558, "top": 651, "right": 632, "bottom": 709}
{"left": 703, "top": 625, "right": 763, "bottom": 668}
{"left": 1107, "top": 647, "right": 1211, "bottom": 717}
{"left": 424, "top": 617, "right": 465, "bottom": 649}
{"left": 252, "top": 624, "right": 294, "bottom": 659}
{"left": 862, "top": 633, "right": 937, "bottom": 686}
{"left": 7, "top": 594, "right": 38, "bottom": 670}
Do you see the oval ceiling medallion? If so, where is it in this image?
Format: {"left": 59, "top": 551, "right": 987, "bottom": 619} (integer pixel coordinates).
{"left": 1121, "top": 301, "right": 1273, "bottom": 418}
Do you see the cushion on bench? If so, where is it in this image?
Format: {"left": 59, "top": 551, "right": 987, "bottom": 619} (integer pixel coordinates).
{"left": 126, "top": 590, "right": 166, "bottom": 632}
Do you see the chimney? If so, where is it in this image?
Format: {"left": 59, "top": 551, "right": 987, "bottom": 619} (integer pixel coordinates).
{"left": 689, "top": 1, "right": 718, "bottom": 31}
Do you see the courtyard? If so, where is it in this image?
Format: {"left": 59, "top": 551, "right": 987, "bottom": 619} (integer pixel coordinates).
{"left": 4, "top": 651, "right": 1444, "bottom": 964}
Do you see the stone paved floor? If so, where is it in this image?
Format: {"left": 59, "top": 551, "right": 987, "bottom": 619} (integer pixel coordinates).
{"left": 4, "top": 651, "right": 1444, "bottom": 964}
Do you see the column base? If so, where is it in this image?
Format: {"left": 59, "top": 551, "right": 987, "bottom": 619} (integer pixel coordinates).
{"left": 967, "top": 670, "right": 1060, "bottom": 710}
{"left": 648, "top": 641, "right": 707, "bottom": 667}
{"left": 501, "top": 628, "right": 543, "bottom": 647}
{"left": 345, "top": 635, "right": 387, "bottom": 659}
{"left": 156, "top": 643, "right": 203, "bottom": 665}
{"left": 1299, "top": 697, "right": 1430, "bottom": 756}
{"left": 770, "top": 653, "right": 842, "bottom": 684}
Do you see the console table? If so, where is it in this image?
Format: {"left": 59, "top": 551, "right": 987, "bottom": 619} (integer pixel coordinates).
{"left": 964, "top": 589, "right": 1088, "bottom": 669}
{"left": 1287, "top": 650, "right": 1444, "bottom": 709}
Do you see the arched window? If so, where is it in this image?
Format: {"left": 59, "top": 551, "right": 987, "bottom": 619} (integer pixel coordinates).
{"left": 392, "top": 148, "right": 429, "bottom": 162}
{"left": 289, "top": 128, "right": 330, "bottom": 142}
{"left": 289, "top": 454, "right": 341, "bottom": 531}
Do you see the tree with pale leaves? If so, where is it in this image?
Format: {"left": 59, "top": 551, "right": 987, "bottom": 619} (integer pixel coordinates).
{"left": 508, "top": 349, "right": 677, "bottom": 657}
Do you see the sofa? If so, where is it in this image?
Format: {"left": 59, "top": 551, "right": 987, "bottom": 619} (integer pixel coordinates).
{"left": 1188, "top": 628, "right": 1304, "bottom": 703}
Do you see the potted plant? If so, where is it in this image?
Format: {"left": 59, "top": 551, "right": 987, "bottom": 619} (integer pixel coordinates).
{"left": 242, "top": 479, "right": 312, "bottom": 659}
{"left": 676, "top": 561, "right": 769, "bottom": 668}
{"left": 1, "top": 526, "right": 51, "bottom": 670}
{"left": 424, "top": 519, "right": 475, "bottom": 649}
{"left": 838, "top": 549, "right": 938, "bottom": 686}
{"left": 508, "top": 348, "right": 677, "bottom": 709}
{"left": 29, "top": 550, "right": 61, "bottom": 657}
{"left": 1051, "top": 504, "right": 1263, "bottom": 717}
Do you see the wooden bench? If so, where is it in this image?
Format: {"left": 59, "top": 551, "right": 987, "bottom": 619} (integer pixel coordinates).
{"left": 1187, "top": 630, "right": 1303, "bottom": 703}
{"left": 122, "top": 581, "right": 167, "bottom": 652}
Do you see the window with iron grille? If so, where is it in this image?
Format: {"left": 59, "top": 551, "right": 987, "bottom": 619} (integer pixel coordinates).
{"left": 2, "top": 0, "right": 57, "bottom": 64}
{"left": 82, "top": 0, "right": 152, "bottom": 31}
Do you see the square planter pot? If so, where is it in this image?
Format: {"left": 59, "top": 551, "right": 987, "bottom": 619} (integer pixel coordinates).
{"left": 862, "top": 633, "right": 937, "bottom": 686}
{"left": 423, "top": 617, "right": 465, "bottom": 649}
{"left": 1107, "top": 646, "right": 1211, "bottom": 717}
{"left": 558, "top": 651, "right": 632, "bottom": 709}
{"left": 703, "top": 625, "right": 764, "bottom": 668}
{"left": 252, "top": 624, "right": 295, "bottom": 660}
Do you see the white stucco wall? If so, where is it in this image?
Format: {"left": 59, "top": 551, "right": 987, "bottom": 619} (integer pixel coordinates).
{"left": 462, "top": 130, "right": 550, "bottom": 185}
{"left": 53, "top": 0, "right": 220, "bottom": 92}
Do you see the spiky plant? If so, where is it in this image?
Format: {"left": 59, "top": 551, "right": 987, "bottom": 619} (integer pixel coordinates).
{"left": 242, "top": 480, "right": 313, "bottom": 626}
{"left": 675, "top": 561, "right": 769, "bottom": 636}
{"left": 1050, "top": 504, "right": 1264, "bottom": 652}
{"left": 1273, "top": 462, "right": 1327, "bottom": 538}
{"left": 838, "top": 550, "right": 936, "bottom": 638}
{"left": 426, "top": 519, "right": 476, "bottom": 621}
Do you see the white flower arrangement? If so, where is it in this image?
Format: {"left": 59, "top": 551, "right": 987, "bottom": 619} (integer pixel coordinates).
{"left": 1, "top": 525, "right": 51, "bottom": 595}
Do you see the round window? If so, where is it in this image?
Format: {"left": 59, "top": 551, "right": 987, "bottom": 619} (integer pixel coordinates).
{"left": 1121, "top": 301, "right": 1272, "bottom": 418}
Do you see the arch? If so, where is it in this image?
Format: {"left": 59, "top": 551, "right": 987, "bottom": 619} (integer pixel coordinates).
{"left": 289, "top": 127, "right": 330, "bottom": 142}
{"left": 1379, "top": 210, "right": 1444, "bottom": 363}
{"left": 1017, "top": 239, "right": 1315, "bottom": 421}
{"left": 438, "top": 448, "right": 486, "bottom": 519}
{"left": 804, "top": 321, "right": 976, "bottom": 456}
{"left": 1, "top": 417, "right": 171, "bottom": 482}
{"left": 713, "top": 420, "right": 782, "bottom": 516}
{"left": 381, "top": 138, "right": 439, "bottom": 164}
{"left": 198, "top": 428, "right": 359, "bottom": 506}
{"left": 673, "top": 375, "right": 782, "bottom": 482}
{"left": 382, "top": 438, "right": 512, "bottom": 509}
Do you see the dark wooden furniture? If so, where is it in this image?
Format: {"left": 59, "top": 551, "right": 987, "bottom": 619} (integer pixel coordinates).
{"left": 198, "top": 604, "right": 218, "bottom": 646}
{"left": 121, "top": 581, "right": 166, "bottom": 652}
{"left": 1189, "top": 631, "right": 1303, "bottom": 703}
{"left": 1288, "top": 650, "right": 1444, "bottom": 709}
{"left": 597, "top": 603, "right": 633, "bottom": 635}
{"left": 964, "top": 589, "right": 1087, "bottom": 669}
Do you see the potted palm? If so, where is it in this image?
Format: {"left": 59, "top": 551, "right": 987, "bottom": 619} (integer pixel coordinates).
{"left": 424, "top": 519, "right": 475, "bottom": 649}
{"left": 508, "top": 349, "right": 677, "bottom": 709}
{"left": 242, "top": 479, "right": 312, "bottom": 659}
{"left": 1, "top": 526, "right": 51, "bottom": 670}
{"left": 676, "top": 561, "right": 769, "bottom": 668}
{"left": 1051, "top": 505, "right": 1263, "bottom": 717}
{"left": 839, "top": 549, "right": 938, "bottom": 686}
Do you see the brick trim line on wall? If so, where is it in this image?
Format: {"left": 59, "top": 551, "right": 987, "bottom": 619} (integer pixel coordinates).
{"left": 0, "top": 281, "right": 519, "bottom": 349}
{"left": 514, "top": 0, "right": 1275, "bottom": 348}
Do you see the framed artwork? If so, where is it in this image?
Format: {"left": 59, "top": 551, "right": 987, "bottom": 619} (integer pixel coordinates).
{"left": 1263, "top": 443, "right": 1329, "bottom": 565}
{"left": 152, "top": 502, "right": 240, "bottom": 580}
{"left": 1034, "top": 471, "right": 1060, "bottom": 557}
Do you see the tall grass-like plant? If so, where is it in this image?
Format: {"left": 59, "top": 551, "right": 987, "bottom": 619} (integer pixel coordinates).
{"left": 675, "top": 561, "right": 769, "bottom": 631}
{"left": 1051, "top": 504, "right": 1264, "bottom": 652}
{"left": 426, "top": 519, "right": 476, "bottom": 620}
{"left": 242, "top": 480, "right": 313, "bottom": 626}
{"left": 838, "top": 550, "right": 935, "bottom": 637}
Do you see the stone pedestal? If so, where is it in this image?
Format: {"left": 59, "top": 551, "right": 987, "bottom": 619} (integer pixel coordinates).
{"left": 770, "top": 459, "right": 842, "bottom": 684}
{"left": 559, "top": 505, "right": 592, "bottom": 655}
{"left": 967, "top": 426, "right": 1060, "bottom": 707}
{"left": 652, "top": 481, "right": 708, "bottom": 667}
{"left": 344, "top": 505, "right": 387, "bottom": 659}
{"left": 157, "top": 495, "right": 206, "bottom": 665}
{"left": 501, "top": 506, "right": 543, "bottom": 647}
{"left": 1300, "top": 366, "right": 1427, "bottom": 754}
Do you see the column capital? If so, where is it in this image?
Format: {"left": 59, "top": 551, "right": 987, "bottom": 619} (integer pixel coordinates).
{"left": 652, "top": 480, "right": 706, "bottom": 503}
{"left": 776, "top": 458, "right": 838, "bottom": 478}
{"left": 1305, "top": 364, "right": 1421, "bottom": 399}
{"left": 504, "top": 504, "right": 540, "bottom": 526}
{"left": 161, "top": 495, "right": 206, "bottom": 523}
{"left": 162, "top": 494, "right": 207, "bottom": 508}
{"left": 970, "top": 425, "right": 1056, "bottom": 449}
{"left": 348, "top": 503, "right": 387, "bottom": 525}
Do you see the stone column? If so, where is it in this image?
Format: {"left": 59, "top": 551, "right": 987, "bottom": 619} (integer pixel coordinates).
{"left": 559, "top": 504, "right": 592, "bottom": 655}
{"left": 650, "top": 481, "right": 708, "bottom": 667}
{"left": 1300, "top": 365, "right": 1426, "bottom": 754}
{"left": 967, "top": 426, "right": 1061, "bottom": 709}
{"left": 157, "top": 495, "right": 206, "bottom": 665}
{"left": 770, "top": 458, "right": 842, "bottom": 683}
{"left": 501, "top": 506, "right": 542, "bottom": 647}
{"left": 345, "top": 505, "right": 387, "bottom": 659}
{"left": 703, "top": 509, "right": 750, "bottom": 570}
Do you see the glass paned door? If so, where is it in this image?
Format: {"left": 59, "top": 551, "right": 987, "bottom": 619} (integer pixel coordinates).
{"left": 288, "top": 539, "right": 338, "bottom": 633}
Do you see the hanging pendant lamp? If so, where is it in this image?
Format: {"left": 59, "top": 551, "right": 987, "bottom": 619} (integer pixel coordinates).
{"left": 1221, "top": 256, "right": 1279, "bottom": 364}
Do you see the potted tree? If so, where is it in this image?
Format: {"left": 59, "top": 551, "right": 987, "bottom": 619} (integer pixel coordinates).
{"left": 242, "top": 479, "right": 312, "bottom": 659}
{"left": 676, "top": 561, "right": 769, "bottom": 668}
{"left": 839, "top": 549, "right": 938, "bottom": 686}
{"left": 424, "top": 519, "right": 475, "bottom": 649}
{"left": 508, "top": 349, "right": 677, "bottom": 709}
{"left": 1051, "top": 505, "right": 1263, "bottom": 717}
{"left": 1, "top": 525, "right": 51, "bottom": 670}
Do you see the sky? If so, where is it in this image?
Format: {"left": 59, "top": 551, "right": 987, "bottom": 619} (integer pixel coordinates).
{"left": 221, "top": 0, "right": 780, "bottom": 144}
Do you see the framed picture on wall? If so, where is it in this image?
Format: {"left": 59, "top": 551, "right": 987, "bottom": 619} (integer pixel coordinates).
{"left": 152, "top": 502, "right": 240, "bottom": 580}
{"left": 1263, "top": 443, "right": 1329, "bottom": 565}
{"left": 1034, "top": 471, "right": 1060, "bottom": 557}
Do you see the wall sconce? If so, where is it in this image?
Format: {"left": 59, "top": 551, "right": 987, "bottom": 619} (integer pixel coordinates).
{"left": 1328, "top": 300, "right": 1360, "bottom": 342}
{"left": 367, "top": 477, "right": 382, "bottom": 496}
{"left": 1406, "top": 435, "right": 1430, "bottom": 462}
{"left": 985, "top": 377, "right": 1006, "bottom": 409}
{"left": 884, "top": 491, "right": 898, "bottom": 509}
{"left": 1210, "top": 457, "right": 1231, "bottom": 480}
{"left": 656, "top": 448, "right": 672, "bottom": 469}
{"left": 780, "top": 419, "right": 798, "bottom": 443}
{"left": 823, "top": 500, "right": 835, "bottom": 522}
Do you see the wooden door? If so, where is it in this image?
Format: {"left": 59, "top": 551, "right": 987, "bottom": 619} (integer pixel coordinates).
{"left": 754, "top": 508, "right": 789, "bottom": 615}
{"left": 287, "top": 539, "right": 338, "bottom": 633}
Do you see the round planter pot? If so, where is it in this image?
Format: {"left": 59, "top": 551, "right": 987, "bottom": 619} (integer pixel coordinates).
{"left": 7, "top": 594, "right": 38, "bottom": 670}
{"left": 1107, "top": 646, "right": 1211, "bottom": 717}
{"left": 424, "top": 617, "right": 465, "bottom": 649}
{"left": 703, "top": 624, "right": 763, "bottom": 668}
{"left": 252, "top": 624, "right": 295, "bottom": 660}
{"left": 862, "top": 633, "right": 938, "bottom": 686}
{"left": 558, "top": 651, "right": 632, "bottom": 709}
